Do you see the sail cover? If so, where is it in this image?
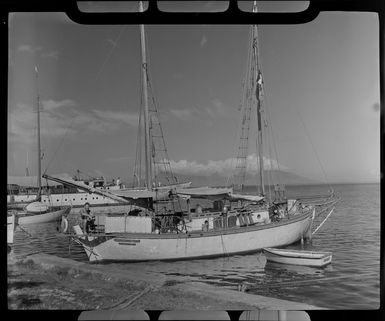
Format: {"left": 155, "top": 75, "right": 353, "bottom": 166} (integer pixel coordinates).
{"left": 108, "top": 183, "right": 192, "bottom": 200}
{"left": 176, "top": 187, "right": 233, "bottom": 200}
{"left": 109, "top": 189, "right": 158, "bottom": 199}
{"left": 155, "top": 181, "right": 192, "bottom": 190}
{"left": 227, "top": 193, "right": 264, "bottom": 202}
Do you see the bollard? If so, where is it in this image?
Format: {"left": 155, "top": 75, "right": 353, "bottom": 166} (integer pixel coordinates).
{"left": 278, "top": 310, "right": 287, "bottom": 321}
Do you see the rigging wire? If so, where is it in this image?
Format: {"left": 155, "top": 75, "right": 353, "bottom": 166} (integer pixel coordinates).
{"left": 259, "top": 63, "right": 282, "bottom": 176}
{"left": 43, "top": 113, "right": 78, "bottom": 175}
{"left": 92, "top": 26, "right": 127, "bottom": 84}
{"left": 144, "top": 30, "right": 178, "bottom": 187}
{"left": 265, "top": 123, "right": 273, "bottom": 200}
{"left": 262, "top": 82, "right": 277, "bottom": 200}
{"left": 43, "top": 27, "right": 128, "bottom": 176}
{"left": 225, "top": 26, "right": 253, "bottom": 188}
{"left": 242, "top": 33, "right": 255, "bottom": 190}
{"left": 133, "top": 61, "right": 144, "bottom": 187}
{"left": 296, "top": 109, "right": 331, "bottom": 189}
{"left": 231, "top": 28, "right": 255, "bottom": 190}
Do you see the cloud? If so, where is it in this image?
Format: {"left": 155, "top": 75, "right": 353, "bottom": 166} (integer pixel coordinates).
{"left": 204, "top": 98, "right": 226, "bottom": 118}
{"left": 8, "top": 100, "right": 140, "bottom": 148}
{"left": 42, "top": 99, "right": 76, "bottom": 111}
{"left": 41, "top": 51, "right": 59, "bottom": 59}
{"left": 169, "top": 108, "right": 194, "bottom": 120}
{"left": 18, "top": 44, "right": 43, "bottom": 54}
{"left": 93, "top": 110, "right": 139, "bottom": 127}
{"left": 211, "top": 98, "right": 225, "bottom": 113}
{"left": 8, "top": 102, "right": 76, "bottom": 146}
{"left": 170, "top": 99, "right": 226, "bottom": 121}
{"left": 169, "top": 153, "right": 287, "bottom": 177}
{"left": 200, "top": 35, "right": 207, "bottom": 47}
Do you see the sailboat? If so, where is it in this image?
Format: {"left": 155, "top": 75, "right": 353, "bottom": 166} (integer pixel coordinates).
{"left": 7, "top": 67, "right": 71, "bottom": 225}
{"left": 41, "top": 6, "right": 191, "bottom": 207}
{"left": 68, "top": 1, "right": 338, "bottom": 262}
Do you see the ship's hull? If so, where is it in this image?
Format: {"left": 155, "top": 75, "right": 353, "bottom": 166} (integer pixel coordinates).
{"left": 7, "top": 188, "right": 178, "bottom": 209}
{"left": 15, "top": 206, "right": 71, "bottom": 225}
{"left": 7, "top": 214, "right": 15, "bottom": 244}
{"left": 76, "top": 211, "right": 312, "bottom": 262}
{"left": 7, "top": 192, "right": 122, "bottom": 208}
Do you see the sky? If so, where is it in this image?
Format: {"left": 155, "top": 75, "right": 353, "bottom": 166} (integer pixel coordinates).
{"left": 7, "top": 1, "right": 380, "bottom": 184}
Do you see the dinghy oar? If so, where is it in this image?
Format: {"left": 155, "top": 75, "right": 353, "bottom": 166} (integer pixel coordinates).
{"left": 312, "top": 207, "right": 335, "bottom": 235}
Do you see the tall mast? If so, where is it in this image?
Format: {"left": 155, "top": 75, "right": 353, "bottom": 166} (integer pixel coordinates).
{"left": 35, "top": 66, "right": 42, "bottom": 200}
{"left": 26, "top": 151, "right": 29, "bottom": 176}
{"left": 252, "top": 1, "right": 265, "bottom": 195}
{"left": 139, "top": 1, "right": 152, "bottom": 190}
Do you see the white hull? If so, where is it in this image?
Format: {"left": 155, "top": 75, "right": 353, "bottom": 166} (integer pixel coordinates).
{"left": 76, "top": 212, "right": 312, "bottom": 262}
{"left": 7, "top": 214, "right": 15, "bottom": 244}
{"left": 16, "top": 206, "right": 71, "bottom": 225}
{"left": 263, "top": 248, "right": 332, "bottom": 267}
{"left": 7, "top": 192, "right": 122, "bottom": 207}
{"left": 7, "top": 188, "right": 175, "bottom": 208}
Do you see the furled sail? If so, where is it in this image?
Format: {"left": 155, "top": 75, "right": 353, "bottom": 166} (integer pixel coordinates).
{"left": 227, "top": 193, "right": 264, "bottom": 202}
{"left": 109, "top": 189, "right": 163, "bottom": 200}
{"left": 176, "top": 186, "right": 233, "bottom": 200}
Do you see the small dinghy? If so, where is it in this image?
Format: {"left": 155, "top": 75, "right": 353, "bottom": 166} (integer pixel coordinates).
{"left": 263, "top": 248, "right": 332, "bottom": 267}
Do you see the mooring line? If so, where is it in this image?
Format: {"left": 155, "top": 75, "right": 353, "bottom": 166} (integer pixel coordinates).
{"left": 312, "top": 207, "right": 335, "bottom": 235}
{"left": 106, "top": 285, "right": 155, "bottom": 310}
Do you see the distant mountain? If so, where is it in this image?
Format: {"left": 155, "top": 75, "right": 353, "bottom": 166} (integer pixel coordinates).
{"left": 174, "top": 170, "right": 318, "bottom": 187}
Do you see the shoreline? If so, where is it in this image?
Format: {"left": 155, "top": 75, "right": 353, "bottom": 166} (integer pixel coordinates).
{"left": 7, "top": 252, "right": 325, "bottom": 310}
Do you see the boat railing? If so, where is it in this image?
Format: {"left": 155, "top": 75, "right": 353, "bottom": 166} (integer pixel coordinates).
{"left": 65, "top": 201, "right": 315, "bottom": 238}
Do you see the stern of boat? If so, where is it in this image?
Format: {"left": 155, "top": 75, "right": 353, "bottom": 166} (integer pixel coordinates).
{"left": 72, "top": 225, "right": 104, "bottom": 262}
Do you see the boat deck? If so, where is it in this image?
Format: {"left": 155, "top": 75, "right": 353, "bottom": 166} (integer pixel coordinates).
{"left": 81, "top": 210, "right": 311, "bottom": 240}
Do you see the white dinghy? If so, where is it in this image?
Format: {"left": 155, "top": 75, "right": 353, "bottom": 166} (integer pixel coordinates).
{"left": 7, "top": 213, "right": 15, "bottom": 248}
{"left": 263, "top": 248, "right": 332, "bottom": 267}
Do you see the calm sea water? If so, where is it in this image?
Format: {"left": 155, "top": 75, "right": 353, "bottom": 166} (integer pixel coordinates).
{"left": 10, "top": 183, "right": 380, "bottom": 309}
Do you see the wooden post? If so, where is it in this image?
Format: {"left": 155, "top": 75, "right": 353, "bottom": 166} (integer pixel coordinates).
{"left": 278, "top": 310, "right": 287, "bottom": 321}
